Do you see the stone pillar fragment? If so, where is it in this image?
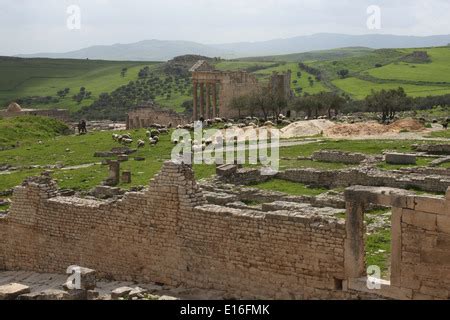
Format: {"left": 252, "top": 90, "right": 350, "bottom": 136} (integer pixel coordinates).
{"left": 199, "top": 83, "right": 205, "bottom": 119}
{"left": 206, "top": 83, "right": 211, "bottom": 120}
{"left": 344, "top": 201, "right": 366, "bottom": 279}
{"left": 121, "top": 171, "right": 132, "bottom": 184}
{"left": 212, "top": 83, "right": 217, "bottom": 118}
{"left": 105, "top": 161, "right": 120, "bottom": 186}
{"left": 193, "top": 81, "right": 198, "bottom": 121}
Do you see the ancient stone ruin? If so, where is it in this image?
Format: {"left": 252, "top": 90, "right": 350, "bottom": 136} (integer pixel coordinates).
{"left": 126, "top": 102, "right": 189, "bottom": 129}
{"left": 0, "top": 102, "right": 69, "bottom": 122}
{"left": 190, "top": 60, "right": 292, "bottom": 120}
{"left": 1, "top": 161, "right": 449, "bottom": 300}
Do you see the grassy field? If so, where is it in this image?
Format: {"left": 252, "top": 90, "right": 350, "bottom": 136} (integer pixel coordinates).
{"left": 367, "top": 47, "right": 450, "bottom": 83}
{"left": 332, "top": 77, "right": 450, "bottom": 99}
{"left": 0, "top": 124, "right": 436, "bottom": 195}
{"left": 307, "top": 48, "right": 404, "bottom": 80}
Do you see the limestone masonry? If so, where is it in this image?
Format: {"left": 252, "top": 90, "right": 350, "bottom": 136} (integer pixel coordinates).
{"left": 0, "top": 161, "right": 449, "bottom": 299}
{"left": 190, "top": 60, "right": 292, "bottom": 120}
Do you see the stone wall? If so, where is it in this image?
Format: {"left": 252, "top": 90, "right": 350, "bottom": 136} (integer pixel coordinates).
{"left": 1, "top": 162, "right": 449, "bottom": 299}
{"left": 0, "top": 109, "right": 70, "bottom": 122}
{"left": 344, "top": 186, "right": 450, "bottom": 300}
{"left": 413, "top": 144, "right": 450, "bottom": 155}
{"left": 312, "top": 150, "right": 367, "bottom": 164}
{"left": 0, "top": 162, "right": 356, "bottom": 299}
{"left": 126, "top": 104, "right": 189, "bottom": 129}
{"left": 217, "top": 167, "right": 449, "bottom": 194}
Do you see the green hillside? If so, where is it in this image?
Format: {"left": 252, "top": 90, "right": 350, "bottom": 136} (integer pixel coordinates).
{"left": 366, "top": 47, "right": 450, "bottom": 83}
{"left": 0, "top": 115, "right": 70, "bottom": 149}
{"left": 0, "top": 57, "right": 156, "bottom": 111}
{"left": 1, "top": 46, "right": 450, "bottom": 119}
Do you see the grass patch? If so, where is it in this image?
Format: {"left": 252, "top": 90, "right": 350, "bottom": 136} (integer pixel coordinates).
{"left": 0, "top": 169, "right": 42, "bottom": 191}
{"left": 366, "top": 229, "right": 391, "bottom": 279}
{"left": 0, "top": 202, "right": 10, "bottom": 211}
{"left": 0, "top": 115, "right": 70, "bottom": 149}
{"left": 426, "top": 130, "right": 450, "bottom": 139}
{"left": 377, "top": 157, "right": 433, "bottom": 170}
{"left": 249, "top": 179, "right": 327, "bottom": 196}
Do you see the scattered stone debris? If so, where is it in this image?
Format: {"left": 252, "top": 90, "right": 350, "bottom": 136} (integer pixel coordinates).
{"left": 18, "top": 289, "right": 70, "bottom": 301}
{"left": 91, "top": 186, "right": 124, "bottom": 199}
{"left": 430, "top": 156, "right": 450, "bottom": 167}
{"left": 0, "top": 283, "right": 30, "bottom": 300}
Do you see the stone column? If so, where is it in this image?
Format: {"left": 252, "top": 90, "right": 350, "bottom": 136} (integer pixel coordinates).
{"left": 199, "top": 82, "right": 205, "bottom": 119}
{"left": 121, "top": 171, "right": 132, "bottom": 184}
{"left": 206, "top": 83, "right": 211, "bottom": 120}
{"left": 193, "top": 81, "right": 198, "bottom": 121}
{"left": 344, "top": 201, "right": 366, "bottom": 279}
{"left": 105, "top": 161, "right": 120, "bottom": 186}
{"left": 212, "top": 83, "right": 217, "bottom": 118}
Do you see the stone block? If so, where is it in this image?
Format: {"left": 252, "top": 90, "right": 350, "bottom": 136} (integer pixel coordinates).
{"left": 117, "top": 154, "right": 129, "bottom": 162}
{"left": 385, "top": 153, "right": 416, "bottom": 165}
{"left": 437, "top": 215, "right": 450, "bottom": 234}
{"left": 421, "top": 249, "right": 450, "bottom": 265}
{"left": 111, "top": 287, "right": 134, "bottom": 300}
{"left": 402, "top": 209, "right": 436, "bottom": 231}
{"left": 63, "top": 266, "right": 97, "bottom": 291}
{"left": 414, "top": 196, "right": 447, "bottom": 215}
{"left": 0, "top": 283, "right": 30, "bottom": 300}
{"left": 121, "top": 171, "right": 132, "bottom": 184}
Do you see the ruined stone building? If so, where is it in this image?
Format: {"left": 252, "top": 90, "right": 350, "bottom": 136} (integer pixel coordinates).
{"left": 126, "top": 102, "right": 190, "bottom": 129}
{"left": 190, "top": 60, "right": 293, "bottom": 120}
{"left": 0, "top": 102, "right": 70, "bottom": 122}
{"left": 1, "top": 161, "right": 449, "bottom": 300}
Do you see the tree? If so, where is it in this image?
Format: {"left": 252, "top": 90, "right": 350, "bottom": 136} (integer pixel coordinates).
{"left": 121, "top": 68, "right": 128, "bottom": 77}
{"left": 290, "top": 92, "right": 346, "bottom": 119}
{"left": 365, "top": 87, "right": 411, "bottom": 123}
{"left": 337, "top": 69, "right": 349, "bottom": 79}
{"left": 182, "top": 100, "right": 193, "bottom": 116}
{"left": 230, "top": 95, "right": 251, "bottom": 118}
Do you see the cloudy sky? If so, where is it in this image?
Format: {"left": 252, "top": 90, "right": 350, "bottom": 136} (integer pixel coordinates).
{"left": 1, "top": 0, "right": 449, "bottom": 55}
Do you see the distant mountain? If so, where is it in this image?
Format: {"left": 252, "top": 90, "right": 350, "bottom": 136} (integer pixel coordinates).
{"left": 16, "top": 40, "right": 232, "bottom": 62}
{"left": 16, "top": 33, "right": 450, "bottom": 61}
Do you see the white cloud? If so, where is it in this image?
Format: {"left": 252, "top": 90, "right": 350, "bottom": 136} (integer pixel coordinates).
{"left": 0, "top": 0, "right": 449, "bottom": 55}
